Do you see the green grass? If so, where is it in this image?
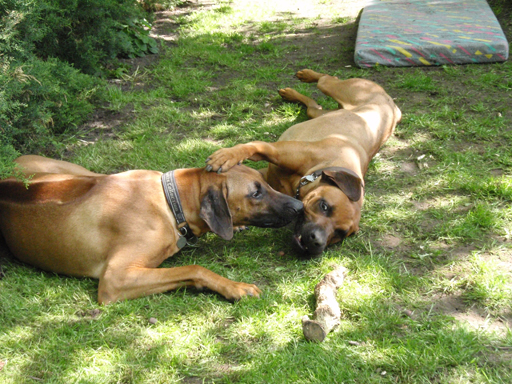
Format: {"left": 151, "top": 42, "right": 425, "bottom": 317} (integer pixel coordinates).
{"left": 1, "top": 0, "right": 512, "bottom": 383}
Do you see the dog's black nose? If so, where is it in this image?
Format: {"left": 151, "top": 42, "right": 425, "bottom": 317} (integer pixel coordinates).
{"left": 290, "top": 198, "right": 304, "bottom": 214}
{"left": 305, "top": 227, "right": 326, "bottom": 250}
{"left": 293, "top": 222, "right": 327, "bottom": 257}
{"left": 307, "top": 231, "right": 322, "bottom": 248}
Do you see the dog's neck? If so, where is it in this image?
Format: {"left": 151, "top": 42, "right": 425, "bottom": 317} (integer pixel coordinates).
{"left": 172, "top": 168, "right": 212, "bottom": 237}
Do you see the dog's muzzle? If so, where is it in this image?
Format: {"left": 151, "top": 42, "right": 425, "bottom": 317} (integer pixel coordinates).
{"left": 251, "top": 197, "right": 304, "bottom": 228}
{"left": 292, "top": 219, "right": 327, "bottom": 257}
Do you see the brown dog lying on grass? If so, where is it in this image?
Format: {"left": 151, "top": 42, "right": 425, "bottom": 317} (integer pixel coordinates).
{"left": 0, "top": 155, "right": 303, "bottom": 304}
{"left": 206, "top": 69, "right": 401, "bottom": 257}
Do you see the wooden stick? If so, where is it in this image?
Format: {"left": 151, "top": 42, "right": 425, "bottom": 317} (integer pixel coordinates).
{"left": 302, "top": 266, "right": 347, "bottom": 342}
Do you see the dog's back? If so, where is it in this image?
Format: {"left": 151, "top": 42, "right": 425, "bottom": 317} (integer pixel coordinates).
{"left": 0, "top": 174, "right": 108, "bottom": 277}
{"left": 0, "top": 173, "right": 100, "bottom": 205}
{"left": 15, "top": 155, "right": 101, "bottom": 177}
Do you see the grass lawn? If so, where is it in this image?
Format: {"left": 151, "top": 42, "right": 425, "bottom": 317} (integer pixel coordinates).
{"left": 1, "top": 0, "right": 512, "bottom": 382}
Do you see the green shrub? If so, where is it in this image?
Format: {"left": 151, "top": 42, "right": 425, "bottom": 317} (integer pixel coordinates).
{"left": 0, "top": 57, "right": 105, "bottom": 176}
{"left": 4, "top": 0, "right": 158, "bottom": 75}
{"left": 0, "top": 0, "right": 158, "bottom": 177}
{"left": 3, "top": 57, "right": 102, "bottom": 135}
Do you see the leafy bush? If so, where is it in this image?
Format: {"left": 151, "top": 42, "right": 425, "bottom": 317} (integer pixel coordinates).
{"left": 0, "top": 0, "right": 158, "bottom": 177}
{"left": 0, "top": 57, "right": 104, "bottom": 177}
{"left": 119, "top": 18, "right": 159, "bottom": 59}
{"left": 5, "top": 0, "right": 158, "bottom": 75}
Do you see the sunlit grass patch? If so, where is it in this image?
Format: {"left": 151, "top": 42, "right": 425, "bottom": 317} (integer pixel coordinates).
{"left": 460, "top": 175, "right": 512, "bottom": 200}
{"left": 462, "top": 253, "right": 512, "bottom": 310}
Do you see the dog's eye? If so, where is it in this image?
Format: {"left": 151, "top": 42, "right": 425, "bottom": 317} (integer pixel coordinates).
{"left": 320, "top": 200, "right": 329, "bottom": 212}
{"left": 251, "top": 183, "right": 263, "bottom": 199}
{"left": 249, "top": 182, "right": 263, "bottom": 199}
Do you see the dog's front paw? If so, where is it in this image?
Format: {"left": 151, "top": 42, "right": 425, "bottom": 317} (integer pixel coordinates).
{"left": 222, "top": 281, "right": 262, "bottom": 301}
{"left": 205, "top": 145, "right": 249, "bottom": 173}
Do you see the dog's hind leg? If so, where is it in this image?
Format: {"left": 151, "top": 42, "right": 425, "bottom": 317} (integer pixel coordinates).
{"left": 295, "top": 69, "right": 386, "bottom": 111}
{"left": 319, "top": 77, "right": 386, "bottom": 110}
{"left": 278, "top": 88, "right": 329, "bottom": 119}
{"left": 295, "top": 69, "right": 326, "bottom": 83}
{"left": 282, "top": 69, "right": 353, "bottom": 117}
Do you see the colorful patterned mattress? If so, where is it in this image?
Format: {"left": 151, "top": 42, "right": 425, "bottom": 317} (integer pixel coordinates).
{"left": 354, "top": 0, "right": 509, "bottom": 67}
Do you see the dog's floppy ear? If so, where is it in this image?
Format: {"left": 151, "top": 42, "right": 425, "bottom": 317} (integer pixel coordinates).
{"left": 322, "top": 169, "right": 363, "bottom": 202}
{"left": 199, "top": 185, "right": 233, "bottom": 240}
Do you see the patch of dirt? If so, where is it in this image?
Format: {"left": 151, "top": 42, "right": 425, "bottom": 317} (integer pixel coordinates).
{"left": 400, "top": 162, "right": 418, "bottom": 176}
{"left": 429, "top": 293, "right": 512, "bottom": 334}
{"left": 151, "top": 1, "right": 218, "bottom": 39}
{"left": 376, "top": 234, "right": 402, "bottom": 249}
{"left": 74, "top": 106, "right": 132, "bottom": 145}
{"left": 76, "top": 308, "right": 102, "bottom": 319}
{"left": 410, "top": 200, "right": 430, "bottom": 210}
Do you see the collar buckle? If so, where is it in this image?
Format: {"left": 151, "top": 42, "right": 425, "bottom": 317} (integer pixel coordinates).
{"left": 296, "top": 172, "right": 321, "bottom": 199}
{"left": 300, "top": 173, "right": 319, "bottom": 186}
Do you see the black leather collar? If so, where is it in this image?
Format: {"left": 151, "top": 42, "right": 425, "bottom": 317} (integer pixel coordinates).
{"left": 161, "top": 171, "right": 198, "bottom": 248}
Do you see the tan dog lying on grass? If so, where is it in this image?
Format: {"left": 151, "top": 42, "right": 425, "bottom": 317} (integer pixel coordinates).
{"left": 0, "top": 155, "right": 303, "bottom": 303}
{"left": 206, "top": 69, "right": 401, "bottom": 256}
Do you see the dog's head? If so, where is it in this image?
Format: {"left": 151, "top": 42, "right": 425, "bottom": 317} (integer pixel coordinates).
{"left": 200, "top": 165, "right": 303, "bottom": 240}
{"left": 292, "top": 168, "right": 363, "bottom": 257}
